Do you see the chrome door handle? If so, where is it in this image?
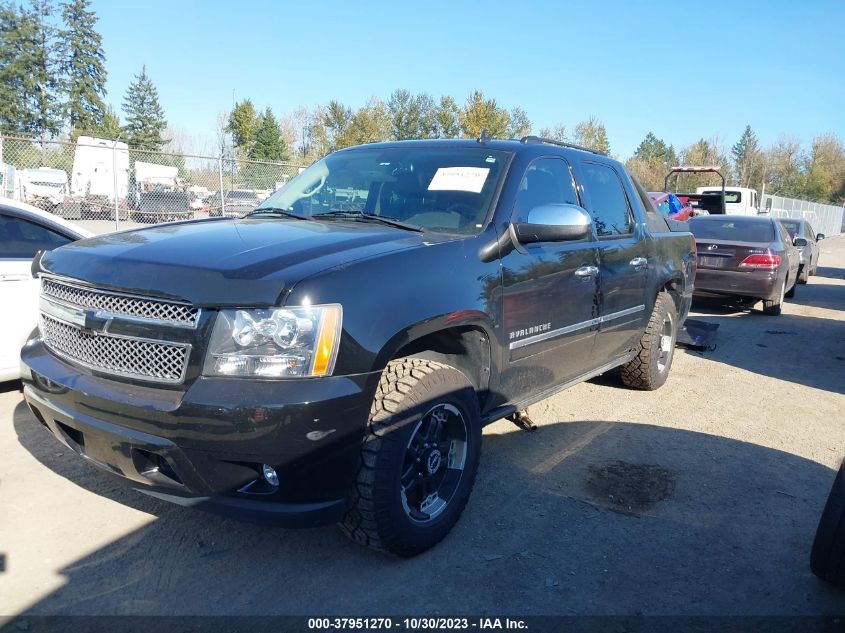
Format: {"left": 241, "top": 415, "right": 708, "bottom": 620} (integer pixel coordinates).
{"left": 629, "top": 257, "right": 648, "bottom": 270}
{"left": 575, "top": 265, "right": 599, "bottom": 278}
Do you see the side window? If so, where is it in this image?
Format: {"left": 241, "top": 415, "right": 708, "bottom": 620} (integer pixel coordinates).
{"left": 0, "top": 214, "right": 72, "bottom": 259}
{"left": 512, "top": 157, "right": 579, "bottom": 222}
{"left": 580, "top": 162, "right": 633, "bottom": 237}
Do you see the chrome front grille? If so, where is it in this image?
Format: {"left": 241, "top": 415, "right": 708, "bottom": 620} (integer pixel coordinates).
{"left": 40, "top": 314, "right": 190, "bottom": 384}
{"left": 42, "top": 278, "right": 198, "bottom": 327}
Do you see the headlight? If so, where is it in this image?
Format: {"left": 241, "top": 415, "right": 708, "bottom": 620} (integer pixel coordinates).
{"left": 203, "top": 304, "right": 342, "bottom": 378}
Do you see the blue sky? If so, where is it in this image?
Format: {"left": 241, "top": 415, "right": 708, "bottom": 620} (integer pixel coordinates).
{"left": 92, "top": 0, "right": 845, "bottom": 158}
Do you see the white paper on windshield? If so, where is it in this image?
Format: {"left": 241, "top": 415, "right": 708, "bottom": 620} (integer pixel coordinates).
{"left": 427, "top": 167, "right": 490, "bottom": 194}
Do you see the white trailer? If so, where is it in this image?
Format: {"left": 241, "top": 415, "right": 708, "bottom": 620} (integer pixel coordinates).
{"left": 70, "top": 136, "right": 130, "bottom": 202}
{"left": 18, "top": 167, "right": 69, "bottom": 208}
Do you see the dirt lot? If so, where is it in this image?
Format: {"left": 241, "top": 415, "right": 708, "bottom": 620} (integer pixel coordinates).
{"left": 1, "top": 237, "right": 843, "bottom": 617}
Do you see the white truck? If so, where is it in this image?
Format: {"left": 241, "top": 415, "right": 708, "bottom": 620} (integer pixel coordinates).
{"left": 18, "top": 167, "right": 69, "bottom": 213}
{"left": 696, "top": 186, "right": 761, "bottom": 216}
{"left": 70, "top": 136, "right": 130, "bottom": 219}
{"left": 132, "top": 161, "right": 191, "bottom": 223}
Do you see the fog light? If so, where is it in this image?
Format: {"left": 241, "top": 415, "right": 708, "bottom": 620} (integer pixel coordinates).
{"left": 262, "top": 464, "right": 279, "bottom": 487}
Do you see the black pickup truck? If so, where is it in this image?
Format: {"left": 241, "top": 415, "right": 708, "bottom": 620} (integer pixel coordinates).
{"left": 21, "top": 137, "right": 695, "bottom": 556}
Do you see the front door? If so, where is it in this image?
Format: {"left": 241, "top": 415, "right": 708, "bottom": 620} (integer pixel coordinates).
{"left": 577, "top": 161, "right": 648, "bottom": 363}
{"left": 498, "top": 157, "right": 600, "bottom": 403}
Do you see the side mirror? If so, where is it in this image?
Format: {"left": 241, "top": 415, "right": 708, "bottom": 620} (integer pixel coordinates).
{"left": 817, "top": 233, "right": 825, "bottom": 241}
{"left": 794, "top": 237, "right": 808, "bottom": 247}
{"left": 513, "top": 204, "right": 592, "bottom": 244}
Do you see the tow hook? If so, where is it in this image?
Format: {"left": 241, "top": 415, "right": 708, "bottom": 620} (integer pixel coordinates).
{"left": 506, "top": 409, "right": 537, "bottom": 432}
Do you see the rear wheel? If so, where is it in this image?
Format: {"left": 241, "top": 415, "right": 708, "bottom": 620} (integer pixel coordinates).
{"left": 620, "top": 292, "right": 677, "bottom": 391}
{"left": 762, "top": 278, "right": 786, "bottom": 315}
{"left": 341, "top": 358, "right": 481, "bottom": 557}
{"left": 810, "top": 459, "right": 845, "bottom": 586}
{"left": 799, "top": 265, "right": 810, "bottom": 284}
{"left": 785, "top": 275, "right": 796, "bottom": 298}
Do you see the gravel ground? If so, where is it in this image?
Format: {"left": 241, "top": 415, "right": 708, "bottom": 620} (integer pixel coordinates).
{"left": 1, "top": 237, "right": 843, "bottom": 617}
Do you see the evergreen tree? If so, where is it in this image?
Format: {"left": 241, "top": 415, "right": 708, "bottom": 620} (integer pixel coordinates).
{"left": 121, "top": 65, "right": 167, "bottom": 149}
{"left": 60, "top": 0, "right": 106, "bottom": 135}
{"left": 29, "top": 0, "right": 63, "bottom": 137}
{"left": 0, "top": 1, "right": 61, "bottom": 136}
{"left": 634, "top": 132, "right": 677, "bottom": 165}
{"left": 92, "top": 104, "right": 121, "bottom": 139}
{"left": 731, "top": 125, "right": 762, "bottom": 188}
{"left": 249, "top": 108, "right": 288, "bottom": 162}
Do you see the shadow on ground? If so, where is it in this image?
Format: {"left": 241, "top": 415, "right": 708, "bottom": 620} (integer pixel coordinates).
{"left": 11, "top": 399, "right": 843, "bottom": 616}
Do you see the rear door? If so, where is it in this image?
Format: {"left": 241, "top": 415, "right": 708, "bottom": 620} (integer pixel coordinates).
{"left": 576, "top": 161, "right": 648, "bottom": 363}
{"left": 498, "top": 157, "right": 600, "bottom": 402}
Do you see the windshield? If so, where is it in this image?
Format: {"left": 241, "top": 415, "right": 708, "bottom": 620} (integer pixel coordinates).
{"left": 702, "top": 189, "right": 741, "bottom": 203}
{"left": 689, "top": 218, "right": 774, "bottom": 242}
{"left": 258, "top": 146, "right": 510, "bottom": 235}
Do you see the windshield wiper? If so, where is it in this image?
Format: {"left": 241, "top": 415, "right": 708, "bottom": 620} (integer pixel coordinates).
{"left": 247, "top": 207, "right": 307, "bottom": 220}
{"left": 313, "top": 210, "right": 423, "bottom": 232}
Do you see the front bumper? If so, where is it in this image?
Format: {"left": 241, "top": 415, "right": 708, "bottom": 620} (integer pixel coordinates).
{"left": 21, "top": 337, "right": 379, "bottom": 527}
{"left": 693, "top": 268, "right": 780, "bottom": 301}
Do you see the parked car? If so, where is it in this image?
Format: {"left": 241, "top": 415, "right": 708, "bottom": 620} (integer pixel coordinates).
{"left": 689, "top": 215, "right": 800, "bottom": 315}
{"left": 207, "top": 190, "right": 261, "bottom": 217}
{"left": 648, "top": 191, "right": 696, "bottom": 221}
{"left": 0, "top": 198, "right": 91, "bottom": 381}
{"left": 20, "top": 138, "right": 695, "bottom": 556}
{"left": 778, "top": 218, "right": 823, "bottom": 283}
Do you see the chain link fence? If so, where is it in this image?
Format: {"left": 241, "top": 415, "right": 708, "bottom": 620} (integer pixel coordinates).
{"left": 762, "top": 194, "right": 843, "bottom": 237}
{"left": 0, "top": 134, "right": 306, "bottom": 233}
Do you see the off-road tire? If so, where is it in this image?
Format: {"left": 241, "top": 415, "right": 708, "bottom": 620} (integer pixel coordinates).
{"left": 798, "top": 265, "right": 810, "bottom": 284}
{"left": 341, "top": 358, "right": 481, "bottom": 557}
{"left": 620, "top": 292, "right": 677, "bottom": 391}
{"left": 762, "top": 278, "right": 786, "bottom": 315}
{"left": 810, "top": 458, "right": 845, "bottom": 586}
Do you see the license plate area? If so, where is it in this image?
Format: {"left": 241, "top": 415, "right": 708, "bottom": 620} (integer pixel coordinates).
{"left": 697, "top": 254, "right": 729, "bottom": 268}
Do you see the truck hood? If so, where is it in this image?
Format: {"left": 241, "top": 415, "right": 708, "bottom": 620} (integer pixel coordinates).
{"left": 38, "top": 218, "right": 428, "bottom": 306}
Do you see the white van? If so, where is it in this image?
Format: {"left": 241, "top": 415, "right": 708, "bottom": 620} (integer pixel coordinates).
{"left": 695, "top": 186, "right": 760, "bottom": 216}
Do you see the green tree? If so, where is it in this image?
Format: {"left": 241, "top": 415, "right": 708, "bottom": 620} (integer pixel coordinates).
{"left": 90, "top": 104, "right": 120, "bottom": 139}
{"left": 0, "top": 1, "right": 61, "bottom": 136}
{"left": 249, "top": 107, "right": 289, "bottom": 162}
{"left": 60, "top": 0, "right": 106, "bottom": 136}
{"left": 507, "top": 106, "right": 531, "bottom": 138}
{"left": 29, "top": 0, "right": 62, "bottom": 137}
{"left": 387, "top": 89, "right": 437, "bottom": 140}
{"left": 731, "top": 125, "right": 763, "bottom": 188}
{"left": 762, "top": 137, "right": 805, "bottom": 198}
{"left": 803, "top": 134, "right": 845, "bottom": 203}
{"left": 537, "top": 123, "right": 568, "bottom": 142}
{"left": 676, "top": 138, "right": 730, "bottom": 190}
{"left": 634, "top": 132, "right": 677, "bottom": 165}
{"left": 572, "top": 117, "right": 610, "bottom": 154}
{"left": 435, "top": 95, "right": 461, "bottom": 138}
{"left": 627, "top": 132, "right": 678, "bottom": 191}
{"left": 226, "top": 99, "right": 257, "bottom": 156}
{"left": 339, "top": 98, "right": 390, "bottom": 147}
{"left": 459, "top": 90, "right": 510, "bottom": 138}
{"left": 321, "top": 100, "right": 353, "bottom": 151}
{"left": 0, "top": 3, "right": 37, "bottom": 133}
{"left": 121, "top": 66, "right": 167, "bottom": 149}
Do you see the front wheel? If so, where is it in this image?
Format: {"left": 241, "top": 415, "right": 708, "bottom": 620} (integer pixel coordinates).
{"left": 799, "top": 265, "right": 810, "bottom": 284}
{"left": 341, "top": 358, "right": 481, "bottom": 557}
{"left": 620, "top": 292, "right": 677, "bottom": 391}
